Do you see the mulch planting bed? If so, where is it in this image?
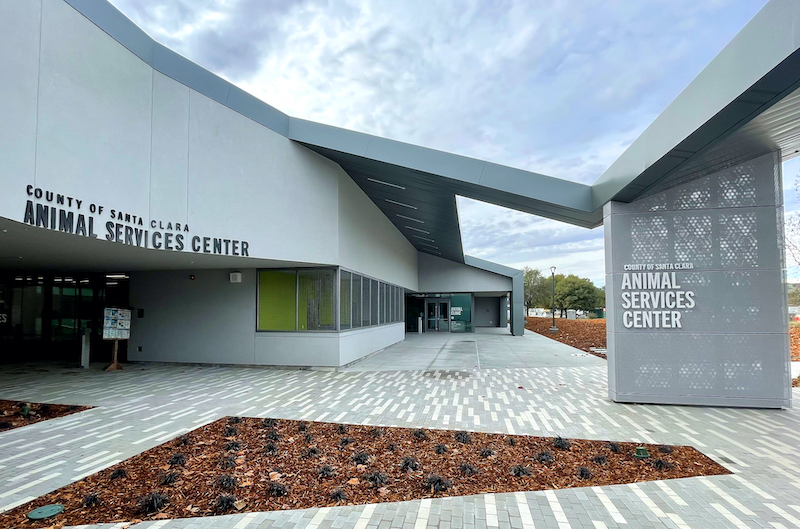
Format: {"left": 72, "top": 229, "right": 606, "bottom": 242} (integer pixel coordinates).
{"left": 790, "top": 327, "right": 800, "bottom": 361}
{"left": 1, "top": 417, "right": 729, "bottom": 528}
{"left": 525, "top": 317, "right": 607, "bottom": 358}
{"left": 0, "top": 400, "right": 90, "bottom": 433}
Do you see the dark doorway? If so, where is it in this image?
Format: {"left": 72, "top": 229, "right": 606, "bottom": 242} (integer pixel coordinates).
{"left": 405, "top": 296, "right": 424, "bottom": 332}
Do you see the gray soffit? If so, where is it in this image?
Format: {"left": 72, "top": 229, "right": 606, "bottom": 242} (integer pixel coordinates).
{"left": 63, "top": 0, "right": 800, "bottom": 239}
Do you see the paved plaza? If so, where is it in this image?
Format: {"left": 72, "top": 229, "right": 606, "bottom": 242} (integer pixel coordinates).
{"left": 0, "top": 332, "right": 798, "bottom": 529}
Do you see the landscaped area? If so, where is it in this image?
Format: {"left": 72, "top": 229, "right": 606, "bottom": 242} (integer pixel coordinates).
{"left": 0, "top": 417, "right": 728, "bottom": 527}
{"left": 525, "top": 317, "right": 607, "bottom": 358}
{"left": 0, "top": 400, "right": 90, "bottom": 432}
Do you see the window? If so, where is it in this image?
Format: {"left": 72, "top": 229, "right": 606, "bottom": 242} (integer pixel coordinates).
{"left": 298, "top": 269, "right": 335, "bottom": 331}
{"left": 258, "top": 270, "right": 297, "bottom": 331}
{"left": 352, "top": 275, "right": 362, "bottom": 328}
{"left": 398, "top": 288, "right": 404, "bottom": 323}
{"left": 381, "top": 283, "right": 387, "bottom": 324}
{"left": 370, "top": 279, "right": 379, "bottom": 325}
{"left": 361, "top": 279, "right": 371, "bottom": 327}
{"left": 340, "top": 271, "right": 351, "bottom": 331}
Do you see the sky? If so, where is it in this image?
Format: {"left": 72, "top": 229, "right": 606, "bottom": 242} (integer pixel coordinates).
{"left": 107, "top": 0, "right": 794, "bottom": 285}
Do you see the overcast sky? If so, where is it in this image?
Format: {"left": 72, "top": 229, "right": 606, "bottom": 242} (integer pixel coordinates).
{"left": 108, "top": 0, "right": 795, "bottom": 285}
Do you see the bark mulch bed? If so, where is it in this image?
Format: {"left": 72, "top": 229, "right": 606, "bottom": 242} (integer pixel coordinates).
{"left": 0, "top": 400, "right": 91, "bottom": 433}
{"left": 525, "top": 317, "right": 607, "bottom": 358}
{"left": 1, "top": 417, "right": 729, "bottom": 528}
{"left": 790, "top": 327, "right": 800, "bottom": 361}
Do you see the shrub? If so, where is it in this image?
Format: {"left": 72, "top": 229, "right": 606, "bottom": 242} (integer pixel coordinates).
{"left": 158, "top": 471, "right": 180, "bottom": 486}
{"left": 18, "top": 404, "right": 31, "bottom": 418}
{"left": 455, "top": 431, "right": 472, "bottom": 444}
{"left": 269, "top": 482, "right": 288, "bottom": 497}
{"left": 364, "top": 471, "right": 388, "bottom": 487}
{"left": 224, "top": 440, "right": 241, "bottom": 452}
{"left": 511, "top": 465, "right": 531, "bottom": 477}
{"left": 369, "top": 428, "right": 384, "bottom": 438}
{"left": 413, "top": 429, "right": 428, "bottom": 440}
{"left": 330, "top": 489, "right": 347, "bottom": 502}
{"left": 228, "top": 416, "right": 242, "bottom": 424}
{"left": 400, "top": 456, "right": 420, "bottom": 472}
{"left": 591, "top": 454, "right": 607, "bottom": 465}
{"left": 318, "top": 465, "right": 336, "bottom": 478}
{"left": 214, "top": 494, "right": 236, "bottom": 512}
{"left": 304, "top": 447, "right": 320, "bottom": 459}
{"left": 552, "top": 436, "right": 570, "bottom": 450}
{"left": 168, "top": 453, "right": 186, "bottom": 467}
{"left": 220, "top": 454, "right": 236, "bottom": 469}
{"left": 176, "top": 434, "right": 191, "bottom": 446}
{"left": 304, "top": 433, "right": 314, "bottom": 443}
{"left": 337, "top": 424, "right": 349, "bottom": 434}
{"left": 536, "top": 451, "right": 554, "bottom": 464}
{"left": 216, "top": 474, "right": 238, "bottom": 490}
{"left": 297, "top": 421, "right": 308, "bottom": 431}
{"left": 657, "top": 445, "right": 673, "bottom": 454}
{"left": 606, "top": 441, "right": 621, "bottom": 453}
{"left": 137, "top": 492, "right": 169, "bottom": 514}
{"left": 387, "top": 443, "right": 397, "bottom": 452}
{"left": 353, "top": 452, "right": 370, "bottom": 465}
{"left": 479, "top": 447, "right": 495, "bottom": 457}
{"left": 459, "top": 463, "right": 479, "bottom": 476}
{"left": 83, "top": 493, "right": 100, "bottom": 508}
{"left": 0, "top": 421, "right": 12, "bottom": 430}
{"left": 652, "top": 459, "right": 673, "bottom": 471}
{"left": 265, "top": 429, "right": 280, "bottom": 441}
{"left": 578, "top": 466, "right": 592, "bottom": 480}
{"left": 264, "top": 442, "right": 277, "bottom": 455}
{"left": 223, "top": 426, "right": 239, "bottom": 437}
{"left": 434, "top": 444, "right": 448, "bottom": 454}
{"left": 262, "top": 418, "right": 278, "bottom": 428}
{"left": 506, "top": 437, "right": 517, "bottom": 447}
{"left": 426, "top": 474, "right": 451, "bottom": 492}
{"left": 110, "top": 468, "right": 128, "bottom": 480}
{"left": 340, "top": 437, "right": 354, "bottom": 448}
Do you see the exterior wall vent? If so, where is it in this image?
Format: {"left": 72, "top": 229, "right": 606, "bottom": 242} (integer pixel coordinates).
{"left": 229, "top": 272, "right": 242, "bottom": 284}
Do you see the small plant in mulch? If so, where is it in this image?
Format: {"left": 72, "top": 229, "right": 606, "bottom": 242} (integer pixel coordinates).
{"left": 228, "top": 416, "right": 242, "bottom": 424}
{"left": 109, "top": 468, "right": 128, "bottom": 480}
{"left": 224, "top": 440, "right": 241, "bottom": 452}
{"left": 158, "top": 471, "right": 180, "bottom": 486}
{"left": 262, "top": 418, "right": 278, "bottom": 428}
{"left": 176, "top": 434, "right": 191, "bottom": 446}
{"left": 658, "top": 445, "right": 673, "bottom": 454}
{"left": 369, "top": 428, "right": 384, "bottom": 438}
{"left": 340, "top": 437, "right": 354, "bottom": 448}
{"left": 591, "top": 455, "right": 607, "bottom": 465}
{"left": 426, "top": 474, "right": 451, "bottom": 492}
{"left": 223, "top": 426, "right": 239, "bottom": 437}
{"left": 136, "top": 492, "right": 169, "bottom": 514}
{"left": 455, "top": 431, "right": 472, "bottom": 444}
{"left": 337, "top": 424, "right": 349, "bottom": 434}
{"left": 536, "top": 451, "right": 554, "bottom": 464}
{"left": 552, "top": 436, "right": 571, "bottom": 450}
{"left": 479, "top": 447, "right": 495, "bottom": 458}
{"left": 506, "top": 437, "right": 517, "bottom": 447}
{"left": 511, "top": 465, "right": 531, "bottom": 477}
{"left": 434, "top": 444, "right": 448, "bottom": 454}
{"left": 297, "top": 421, "right": 308, "bottom": 431}
{"left": 303, "top": 433, "right": 314, "bottom": 443}
{"left": 364, "top": 471, "right": 389, "bottom": 488}
{"left": 264, "top": 442, "right": 277, "bottom": 455}
{"left": 459, "top": 463, "right": 479, "bottom": 476}
{"left": 215, "top": 474, "right": 238, "bottom": 490}
{"left": 400, "top": 456, "right": 420, "bottom": 472}
{"left": 168, "top": 453, "right": 186, "bottom": 467}
{"left": 265, "top": 429, "right": 280, "bottom": 441}
{"left": 330, "top": 489, "right": 347, "bottom": 502}
{"left": 606, "top": 441, "right": 621, "bottom": 453}
{"left": 268, "top": 482, "right": 288, "bottom": 497}
{"left": 652, "top": 459, "right": 673, "bottom": 471}
{"left": 304, "top": 447, "right": 320, "bottom": 459}
{"left": 82, "top": 493, "right": 100, "bottom": 508}
{"left": 413, "top": 429, "right": 428, "bottom": 440}
{"left": 0, "top": 421, "right": 11, "bottom": 430}
{"left": 214, "top": 494, "right": 237, "bottom": 513}
{"left": 578, "top": 467, "right": 592, "bottom": 480}
{"left": 220, "top": 454, "right": 236, "bottom": 469}
{"left": 18, "top": 403, "right": 31, "bottom": 418}
{"left": 353, "top": 452, "right": 370, "bottom": 465}
{"left": 317, "top": 465, "right": 336, "bottom": 478}
{"left": 387, "top": 443, "right": 397, "bottom": 452}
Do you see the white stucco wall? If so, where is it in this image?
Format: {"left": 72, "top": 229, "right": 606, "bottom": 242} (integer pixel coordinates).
{"left": 418, "top": 253, "right": 512, "bottom": 293}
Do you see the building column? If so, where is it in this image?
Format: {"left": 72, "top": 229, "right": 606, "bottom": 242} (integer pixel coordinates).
{"left": 510, "top": 270, "right": 524, "bottom": 336}
{"left": 604, "top": 152, "right": 791, "bottom": 408}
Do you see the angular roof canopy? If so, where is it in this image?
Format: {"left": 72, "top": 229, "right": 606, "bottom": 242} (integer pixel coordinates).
{"left": 66, "top": 0, "right": 800, "bottom": 264}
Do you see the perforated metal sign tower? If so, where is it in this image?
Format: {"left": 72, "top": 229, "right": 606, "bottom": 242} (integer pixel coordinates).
{"left": 604, "top": 152, "right": 792, "bottom": 408}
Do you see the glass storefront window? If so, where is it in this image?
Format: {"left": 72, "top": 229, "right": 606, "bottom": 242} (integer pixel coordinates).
{"left": 298, "top": 269, "right": 335, "bottom": 331}
{"left": 352, "top": 275, "right": 362, "bottom": 329}
{"left": 340, "top": 271, "right": 351, "bottom": 331}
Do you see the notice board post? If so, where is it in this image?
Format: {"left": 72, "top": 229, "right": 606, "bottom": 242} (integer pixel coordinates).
{"left": 103, "top": 308, "right": 131, "bottom": 371}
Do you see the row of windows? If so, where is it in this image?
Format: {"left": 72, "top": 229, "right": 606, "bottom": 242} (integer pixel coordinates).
{"left": 340, "top": 271, "right": 403, "bottom": 330}
{"left": 257, "top": 268, "right": 403, "bottom": 332}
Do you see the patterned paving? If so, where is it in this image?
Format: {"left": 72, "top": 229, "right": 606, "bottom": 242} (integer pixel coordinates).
{"left": 0, "top": 332, "right": 798, "bottom": 528}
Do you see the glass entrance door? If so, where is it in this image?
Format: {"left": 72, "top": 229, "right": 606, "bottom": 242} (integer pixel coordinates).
{"left": 424, "top": 300, "right": 450, "bottom": 332}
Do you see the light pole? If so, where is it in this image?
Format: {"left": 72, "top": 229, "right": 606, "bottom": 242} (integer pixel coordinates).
{"left": 549, "top": 266, "right": 558, "bottom": 333}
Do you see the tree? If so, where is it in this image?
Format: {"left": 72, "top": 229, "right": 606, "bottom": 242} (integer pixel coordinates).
{"left": 554, "top": 274, "right": 603, "bottom": 315}
{"left": 522, "top": 267, "right": 550, "bottom": 313}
